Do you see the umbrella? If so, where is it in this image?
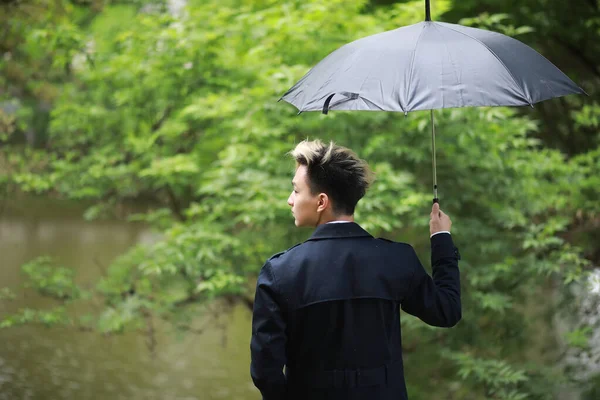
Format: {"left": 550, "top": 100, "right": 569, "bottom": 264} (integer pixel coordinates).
{"left": 280, "top": 0, "right": 585, "bottom": 204}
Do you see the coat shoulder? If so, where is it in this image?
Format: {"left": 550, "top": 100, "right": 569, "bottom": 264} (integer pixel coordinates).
{"left": 267, "top": 242, "right": 303, "bottom": 262}
{"left": 376, "top": 237, "right": 413, "bottom": 249}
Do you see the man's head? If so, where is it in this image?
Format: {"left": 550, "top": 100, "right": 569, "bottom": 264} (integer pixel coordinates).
{"left": 287, "top": 140, "right": 374, "bottom": 227}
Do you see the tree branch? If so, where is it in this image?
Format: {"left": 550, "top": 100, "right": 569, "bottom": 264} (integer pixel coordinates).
{"left": 165, "top": 185, "right": 186, "bottom": 222}
{"left": 152, "top": 106, "right": 172, "bottom": 132}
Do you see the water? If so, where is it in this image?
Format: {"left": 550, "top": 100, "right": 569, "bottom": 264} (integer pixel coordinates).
{"left": 0, "top": 197, "right": 260, "bottom": 400}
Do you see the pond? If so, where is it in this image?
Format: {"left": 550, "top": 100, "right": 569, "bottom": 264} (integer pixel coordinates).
{"left": 0, "top": 197, "right": 260, "bottom": 400}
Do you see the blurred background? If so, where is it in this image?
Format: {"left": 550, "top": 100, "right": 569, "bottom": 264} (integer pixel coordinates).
{"left": 0, "top": 0, "right": 599, "bottom": 399}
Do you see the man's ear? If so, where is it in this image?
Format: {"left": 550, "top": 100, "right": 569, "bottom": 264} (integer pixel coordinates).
{"left": 317, "top": 193, "right": 329, "bottom": 212}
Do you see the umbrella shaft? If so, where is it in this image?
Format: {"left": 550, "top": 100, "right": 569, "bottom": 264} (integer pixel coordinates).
{"left": 431, "top": 110, "right": 438, "bottom": 201}
{"left": 425, "top": 0, "right": 431, "bottom": 21}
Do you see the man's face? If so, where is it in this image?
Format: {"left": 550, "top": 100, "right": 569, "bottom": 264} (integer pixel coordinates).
{"left": 288, "top": 165, "right": 320, "bottom": 227}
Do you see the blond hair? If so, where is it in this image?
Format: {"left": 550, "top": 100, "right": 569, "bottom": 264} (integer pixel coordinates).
{"left": 289, "top": 139, "right": 374, "bottom": 215}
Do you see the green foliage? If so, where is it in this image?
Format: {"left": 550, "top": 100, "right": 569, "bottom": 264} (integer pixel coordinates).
{"left": 196, "top": 270, "right": 246, "bottom": 298}
{"left": 582, "top": 374, "right": 600, "bottom": 400}
{"left": 376, "top": 0, "right": 452, "bottom": 26}
{"left": 565, "top": 327, "right": 593, "bottom": 349}
{"left": 0, "top": 307, "right": 70, "bottom": 329}
{"left": 1, "top": 0, "right": 599, "bottom": 398}
{"left": 449, "top": 352, "right": 530, "bottom": 399}
{"left": 460, "top": 13, "right": 535, "bottom": 37}
{"left": 21, "top": 257, "right": 82, "bottom": 300}
{"left": 97, "top": 296, "right": 150, "bottom": 334}
{"left": 0, "top": 288, "right": 16, "bottom": 301}
{"left": 573, "top": 103, "right": 600, "bottom": 129}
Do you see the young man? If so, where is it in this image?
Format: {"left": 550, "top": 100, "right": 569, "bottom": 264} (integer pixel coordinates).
{"left": 250, "top": 140, "right": 461, "bottom": 400}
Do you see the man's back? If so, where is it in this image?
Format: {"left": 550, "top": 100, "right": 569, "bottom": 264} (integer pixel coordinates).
{"left": 251, "top": 222, "right": 461, "bottom": 400}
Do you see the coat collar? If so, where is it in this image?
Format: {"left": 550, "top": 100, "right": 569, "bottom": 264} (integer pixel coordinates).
{"left": 307, "top": 222, "right": 373, "bottom": 241}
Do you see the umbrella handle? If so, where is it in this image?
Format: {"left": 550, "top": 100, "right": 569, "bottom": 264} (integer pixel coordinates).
{"left": 433, "top": 197, "right": 439, "bottom": 204}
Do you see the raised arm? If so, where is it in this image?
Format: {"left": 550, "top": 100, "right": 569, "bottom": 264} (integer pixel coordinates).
{"left": 401, "top": 203, "right": 461, "bottom": 327}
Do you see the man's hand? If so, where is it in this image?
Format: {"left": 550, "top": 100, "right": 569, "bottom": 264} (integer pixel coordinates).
{"left": 430, "top": 202, "right": 452, "bottom": 236}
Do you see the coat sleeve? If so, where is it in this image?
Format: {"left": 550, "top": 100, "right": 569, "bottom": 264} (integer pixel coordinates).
{"left": 401, "top": 233, "right": 462, "bottom": 327}
{"left": 250, "top": 261, "right": 287, "bottom": 400}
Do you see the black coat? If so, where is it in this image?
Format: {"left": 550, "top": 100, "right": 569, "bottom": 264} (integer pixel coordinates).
{"left": 250, "top": 222, "right": 461, "bottom": 400}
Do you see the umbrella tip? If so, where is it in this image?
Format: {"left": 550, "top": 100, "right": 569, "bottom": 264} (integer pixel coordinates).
{"left": 404, "top": 111, "right": 408, "bottom": 117}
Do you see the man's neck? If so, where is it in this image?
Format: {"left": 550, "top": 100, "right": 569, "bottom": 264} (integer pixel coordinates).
{"left": 317, "top": 215, "right": 354, "bottom": 226}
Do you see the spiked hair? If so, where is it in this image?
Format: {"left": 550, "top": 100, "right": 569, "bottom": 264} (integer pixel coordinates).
{"left": 290, "top": 139, "right": 374, "bottom": 215}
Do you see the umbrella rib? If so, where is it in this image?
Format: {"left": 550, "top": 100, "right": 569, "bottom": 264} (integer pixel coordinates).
{"left": 438, "top": 24, "right": 532, "bottom": 105}
{"left": 405, "top": 23, "right": 428, "bottom": 111}
{"left": 307, "top": 47, "right": 359, "bottom": 111}
{"left": 355, "top": 51, "right": 390, "bottom": 112}
{"left": 432, "top": 23, "right": 464, "bottom": 108}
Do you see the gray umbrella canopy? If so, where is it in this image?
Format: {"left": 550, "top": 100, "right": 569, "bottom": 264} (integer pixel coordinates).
{"left": 281, "top": 21, "right": 584, "bottom": 114}
{"left": 280, "top": 12, "right": 585, "bottom": 203}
